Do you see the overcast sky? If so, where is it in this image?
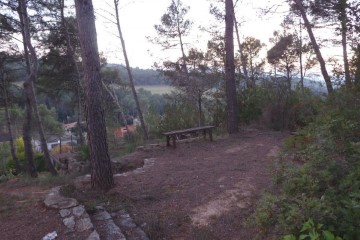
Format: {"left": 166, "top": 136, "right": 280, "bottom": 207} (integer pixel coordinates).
{"left": 92, "top": 0, "right": 290, "bottom": 69}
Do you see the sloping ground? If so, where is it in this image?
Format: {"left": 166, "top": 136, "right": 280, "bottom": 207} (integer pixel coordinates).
{"left": 110, "top": 127, "right": 287, "bottom": 239}
{"left": 0, "top": 183, "right": 69, "bottom": 240}
{"left": 0, "top": 127, "right": 287, "bottom": 240}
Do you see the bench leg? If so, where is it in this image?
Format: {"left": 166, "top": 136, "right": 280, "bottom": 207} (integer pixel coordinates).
{"left": 172, "top": 136, "right": 176, "bottom": 148}
{"left": 166, "top": 136, "right": 170, "bottom": 147}
{"left": 203, "top": 129, "right": 206, "bottom": 139}
{"left": 209, "top": 129, "right": 213, "bottom": 141}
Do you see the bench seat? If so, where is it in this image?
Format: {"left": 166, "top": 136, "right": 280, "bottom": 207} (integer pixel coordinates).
{"left": 162, "top": 125, "right": 215, "bottom": 148}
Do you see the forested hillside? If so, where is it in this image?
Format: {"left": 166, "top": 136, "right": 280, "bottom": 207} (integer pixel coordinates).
{"left": 106, "top": 64, "right": 169, "bottom": 85}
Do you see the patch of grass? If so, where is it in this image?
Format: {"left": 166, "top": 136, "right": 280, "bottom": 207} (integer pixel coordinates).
{"left": 17, "top": 172, "right": 76, "bottom": 187}
{"left": 0, "top": 192, "right": 36, "bottom": 218}
{"left": 144, "top": 214, "right": 165, "bottom": 240}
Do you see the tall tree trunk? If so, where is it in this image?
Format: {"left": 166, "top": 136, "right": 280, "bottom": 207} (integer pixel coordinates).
{"left": 101, "top": 82, "right": 129, "bottom": 135}
{"left": 22, "top": 83, "right": 37, "bottom": 177}
{"left": 18, "top": 0, "right": 37, "bottom": 177}
{"left": 59, "top": 0, "right": 84, "bottom": 145}
{"left": 30, "top": 82, "right": 58, "bottom": 175}
{"left": 75, "top": 0, "right": 114, "bottom": 191}
{"left": 0, "top": 70, "right": 21, "bottom": 174}
{"left": 299, "top": 17, "right": 304, "bottom": 91}
{"left": 18, "top": 0, "right": 57, "bottom": 176}
{"left": 355, "top": 44, "right": 360, "bottom": 86}
{"left": 340, "top": 0, "right": 351, "bottom": 88}
{"left": 234, "top": 16, "right": 248, "bottom": 86}
{"left": 225, "top": 0, "right": 239, "bottom": 134}
{"left": 113, "top": 0, "right": 148, "bottom": 140}
{"left": 293, "top": 0, "right": 333, "bottom": 94}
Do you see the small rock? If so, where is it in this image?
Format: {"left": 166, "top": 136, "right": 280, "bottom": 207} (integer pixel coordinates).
{"left": 86, "top": 230, "right": 100, "bottom": 240}
{"left": 59, "top": 209, "right": 71, "bottom": 218}
{"left": 104, "top": 220, "right": 126, "bottom": 240}
{"left": 72, "top": 205, "right": 85, "bottom": 217}
{"left": 63, "top": 216, "right": 75, "bottom": 229}
{"left": 95, "top": 205, "right": 104, "bottom": 210}
{"left": 93, "top": 210, "right": 112, "bottom": 221}
{"left": 42, "top": 231, "right": 58, "bottom": 240}
{"left": 76, "top": 217, "right": 94, "bottom": 232}
{"left": 120, "top": 217, "right": 137, "bottom": 228}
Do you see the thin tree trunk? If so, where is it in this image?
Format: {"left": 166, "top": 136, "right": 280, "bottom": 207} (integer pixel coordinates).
{"left": 234, "top": 16, "right": 248, "bottom": 84}
{"left": 355, "top": 44, "right": 360, "bottom": 85}
{"left": 225, "top": 0, "right": 239, "bottom": 134}
{"left": 113, "top": 0, "right": 148, "bottom": 140}
{"left": 19, "top": 0, "right": 57, "bottom": 176}
{"left": 59, "top": 0, "right": 84, "bottom": 145}
{"left": 30, "top": 82, "right": 58, "bottom": 175}
{"left": 75, "top": 0, "right": 114, "bottom": 191}
{"left": 340, "top": 0, "right": 351, "bottom": 88}
{"left": 299, "top": 18, "right": 304, "bottom": 91}
{"left": 0, "top": 71, "right": 21, "bottom": 173}
{"left": 101, "top": 82, "right": 129, "bottom": 134}
{"left": 293, "top": 0, "right": 333, "bottom": 94}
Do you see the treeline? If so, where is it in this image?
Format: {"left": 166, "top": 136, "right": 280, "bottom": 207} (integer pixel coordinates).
{"left": 107, "top": 64, "right": 169, "bottom": 85}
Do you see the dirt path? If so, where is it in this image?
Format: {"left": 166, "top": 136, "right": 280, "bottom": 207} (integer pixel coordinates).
{"left": 0, "top": 127, "right": 287, "bottom": 240}
{"left": 111, "top": 127, "right": 287, "bottom": 239}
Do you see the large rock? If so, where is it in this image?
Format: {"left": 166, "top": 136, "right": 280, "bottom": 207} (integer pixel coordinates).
{"left": 86, "top": 230, "right": 100, "bottom": 240}
{"left": 72, "top": 205, "right": 86, "bottom": 217}
{"left": 63, "top": 216, "right": 75, "bottom": 229}
{"left": 44, "top": 187, "right": 78, "bottom": 209}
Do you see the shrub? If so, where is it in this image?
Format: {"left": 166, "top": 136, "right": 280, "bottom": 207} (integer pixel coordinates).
{"left": 5, "top": 138, "right": 47, "bottom": 172}
{"left": 283, "top": 219, "right": 343, "bottom": 240}
{"left": 0, "top": 144, "right": 10, "bottom": 175}
{"left": 50, "top": 143, "right": 73, "bottom": 155}
{"left": 251, "top": 89, "right": 360, "bottom": 239}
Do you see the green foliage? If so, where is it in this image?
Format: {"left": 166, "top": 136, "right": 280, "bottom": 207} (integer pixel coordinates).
{"left": 0, "top": 143, "right": 10, "bottom": 175}
{"left": 239, "top": 87, "right": 265, "bottom": 124}
{"left": 238, "top": 79, "right": 321, "bottom": 130}
{"left": 158, "top": 98, "right": 198, "bottom": 132}
{"left": 36, "top": 104, "right": 64, "bottom": 134}
{"left": 283, "top": 219, "right": 343, "bottom": 240}
{"left": 124, "top": 131, "right": 142, "bottom": 154}
{"left": 252, "top": 89, "right": 360, "bottom": 239}
{"left": 263, "top": 81, "right": 321, "bottom": 130}
{"left": 5, "top": 138, "right": 46, "bottom": 172}
{"left": 77, "top": 144, "right": 89, "bottom": 162}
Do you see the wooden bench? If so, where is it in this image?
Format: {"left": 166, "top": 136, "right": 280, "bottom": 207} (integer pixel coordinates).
{"left": 163, "top": 125, "right": 215, "bottom": 148}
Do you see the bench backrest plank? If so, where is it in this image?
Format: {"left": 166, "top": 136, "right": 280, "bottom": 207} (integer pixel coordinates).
{"left": 163, "top": 125, "right": 215, "bottom": 136}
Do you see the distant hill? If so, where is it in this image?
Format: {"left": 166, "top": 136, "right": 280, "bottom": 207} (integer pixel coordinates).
{"left": 106, "top": 64, "right": 169, "bottom": 86}
{"left": 295, "top": 74, "right": 328, "bottom": 94}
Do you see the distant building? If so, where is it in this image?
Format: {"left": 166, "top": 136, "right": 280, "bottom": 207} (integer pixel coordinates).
{"left": 64, "top": 122, "right": 78, "bottom": 133}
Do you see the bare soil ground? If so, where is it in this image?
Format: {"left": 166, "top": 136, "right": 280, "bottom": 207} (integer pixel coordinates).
{"left": 0, "top": 126, "right": 287, "bottom": 240}
{"left": 109, "top": 127, "right": 287, "bottom": 239}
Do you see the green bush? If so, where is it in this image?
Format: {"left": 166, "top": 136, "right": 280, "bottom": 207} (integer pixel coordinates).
{"left": 5, "top": 138, "right": 47, "bottom": 172}
{"left": 251, "top": 89, "right": 360, "bottom": 239}
{"left": 283, "top": 218, "right": 343, "bottom": 240}
{"left": 0, "top": 143, "right": 10, "bottom": 175}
